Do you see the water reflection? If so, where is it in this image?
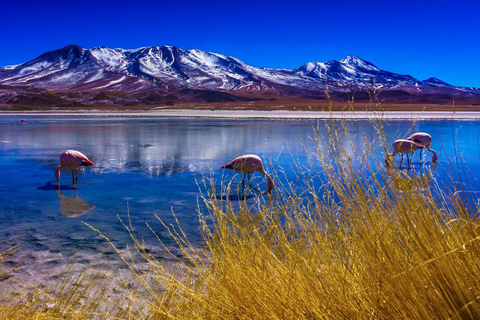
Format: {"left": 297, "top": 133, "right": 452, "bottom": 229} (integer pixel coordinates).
{"left": 0, "top": 119, "right": 328, "bottom": 176}
{"left": 96, "top": 160, "right": 196, "bottom": 176}
{"left": 395, "top": 162, "right": 430, "bottom": 171}
{"left": 213, "top": 193, "right": 260, "bottom": 201}
{"left": 386, "top": 162, "right": 438, "bottom": 194}
{"left": 55, "top": 183, "right": 96, "bottom": 218}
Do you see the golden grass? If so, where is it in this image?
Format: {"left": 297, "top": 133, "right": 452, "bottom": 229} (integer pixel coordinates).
{"left": 2, "top": 115, "right": 480, "bottom": 319}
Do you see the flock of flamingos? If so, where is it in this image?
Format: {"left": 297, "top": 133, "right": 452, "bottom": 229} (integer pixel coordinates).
{"left": 54, "top": 132, "right": 436, "bottom": 194}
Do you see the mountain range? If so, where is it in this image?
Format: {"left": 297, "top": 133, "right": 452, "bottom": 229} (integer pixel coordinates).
{"left": 1, "top": 44, "right": 479, "bottom": 107}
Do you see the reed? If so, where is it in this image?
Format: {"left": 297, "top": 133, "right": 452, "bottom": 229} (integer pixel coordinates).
{"left": 2, "top": 115, "right": 480, "bottom": 319}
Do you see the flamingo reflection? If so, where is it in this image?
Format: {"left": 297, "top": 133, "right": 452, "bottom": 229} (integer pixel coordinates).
{"left": 386, "top": 162, "right": 437, "bottom": 194}
{"left": 55, "top": 183, "right": 96, "bottom": 217}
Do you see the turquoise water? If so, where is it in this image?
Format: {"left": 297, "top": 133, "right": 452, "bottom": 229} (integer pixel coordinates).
{"left": 0, "top": 117, "right": 479, "bottom": 275}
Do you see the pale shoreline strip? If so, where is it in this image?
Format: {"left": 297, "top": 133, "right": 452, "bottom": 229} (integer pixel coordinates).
{"left": 1, "top": 110, "right": 480, "bottom": 120}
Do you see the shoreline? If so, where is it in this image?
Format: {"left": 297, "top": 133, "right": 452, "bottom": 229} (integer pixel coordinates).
{"left": 1, "top": 109, "right": 480, "bottom": 120}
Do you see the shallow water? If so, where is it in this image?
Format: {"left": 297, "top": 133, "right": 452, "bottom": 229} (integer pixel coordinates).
{"left": 0, "top": 117, "right": 479, "bottom": 286}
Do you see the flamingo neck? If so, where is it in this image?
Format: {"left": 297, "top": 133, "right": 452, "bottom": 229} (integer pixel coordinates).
{"left": 258, "top": 167, "right": 274, "bottom": 193}
{"left": 266, "top": 174, "right": 274, "bottom": 193}
{"left": 428, "top": 148, "right": 438, "bottom": 162}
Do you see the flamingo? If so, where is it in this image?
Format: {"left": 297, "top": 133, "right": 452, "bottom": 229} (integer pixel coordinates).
{"left": 385, "top": 139, "right": 438, "bottom": 167}
{"left": 55, "top": 150, "right": 95, "bottom": 184}
{"left": 220, "top": 154, "right": 274, "bottom": 194}
{"left": 406, "top": 132, "right": 432, "bottom": 159}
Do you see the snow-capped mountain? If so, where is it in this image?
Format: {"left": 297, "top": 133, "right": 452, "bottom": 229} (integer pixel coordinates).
{"left": 0, "top": 44, "right": 479, "bottom": 106}
{"left": 292, "top": 55, "right": 422, "bottom": 89}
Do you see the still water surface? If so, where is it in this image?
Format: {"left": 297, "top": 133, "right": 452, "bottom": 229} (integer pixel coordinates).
{"left": 0, "top": 117, "right": 479, "bottom": 279}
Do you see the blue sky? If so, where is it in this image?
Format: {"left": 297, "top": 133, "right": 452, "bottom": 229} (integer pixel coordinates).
{"left": 1, "top": 0, "right": 479, "bottom": 87}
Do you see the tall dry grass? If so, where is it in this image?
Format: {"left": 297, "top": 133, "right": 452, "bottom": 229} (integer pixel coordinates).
{"left": 2, "top": 115, "right": 480, "bottom": 319}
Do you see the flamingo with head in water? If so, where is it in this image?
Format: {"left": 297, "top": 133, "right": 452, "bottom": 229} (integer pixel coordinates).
{"left": 55, "top": 150, "right": 95, "bottom": 184}
{"left": 220, "top": 154, "right": 274, "bottom": 194}
{"left": 386, "top": 139, "right": 438, "bottom": 167}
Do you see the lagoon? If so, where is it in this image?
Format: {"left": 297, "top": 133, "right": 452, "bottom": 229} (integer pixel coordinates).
{"left": 0, "top": 116, "right": 479, "bottom": 287}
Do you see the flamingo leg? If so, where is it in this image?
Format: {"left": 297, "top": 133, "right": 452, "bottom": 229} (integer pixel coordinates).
{"left": 247, "top": 174, "right": 261, "bottom": 193}
{"left": 71, "top": 169, "right": 75, "bottom": 184}
{"left": 241, "top": 174, "right": 246, "bottom": 191}
{"left": 400, "top": 154, "right": 404, "bottom": 166}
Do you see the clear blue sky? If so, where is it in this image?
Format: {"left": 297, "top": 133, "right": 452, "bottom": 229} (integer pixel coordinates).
{"left": 1, "top": 0, "right": 479, "bottom": 87}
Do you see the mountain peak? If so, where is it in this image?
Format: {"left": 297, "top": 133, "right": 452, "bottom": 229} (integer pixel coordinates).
{"left": 340, "top": 55, "right": 364, "bottom": 63}
{"left": 38, "top": 44, "right": 86, "bottom": 62}
{"left": 59, "top": 44, "right": 85, "bottom": 53}
{"left": 423, "top": 77, "right": 452, "bottom": 86}
{"left": 339, "top": 55, "right": 379, "bottom": 71}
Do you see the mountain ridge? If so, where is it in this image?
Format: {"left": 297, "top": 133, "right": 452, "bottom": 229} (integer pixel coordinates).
{"left": 1, "top": 44, "right": 479, "bottom": 107}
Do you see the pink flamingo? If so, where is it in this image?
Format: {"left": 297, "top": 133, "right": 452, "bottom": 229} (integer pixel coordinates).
{"left": 406, "top": 132, "right": 432, "bottom": 159}
{"left": 55, "top": 150, "right": 95, "bottom": 184}
{"left": 220, "top": 154, "right": 274, "bottom": 193}
{"left": 386, "top": 139, "right": 438, "bottom": 167}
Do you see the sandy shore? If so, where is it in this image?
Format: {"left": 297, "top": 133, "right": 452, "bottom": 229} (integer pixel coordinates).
{"left": 1, "top": 109, "right": 480, "bottom": 119}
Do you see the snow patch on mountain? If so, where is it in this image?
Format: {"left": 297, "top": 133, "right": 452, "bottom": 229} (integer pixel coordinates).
{"left": 0, "top": 64, "right": 20, "bottom": 71}
{"left": 90, "top": 47, "right": 128, "bottom": 72}
{"left": 340, "top": 56, "right": 380, "bottom": 71}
